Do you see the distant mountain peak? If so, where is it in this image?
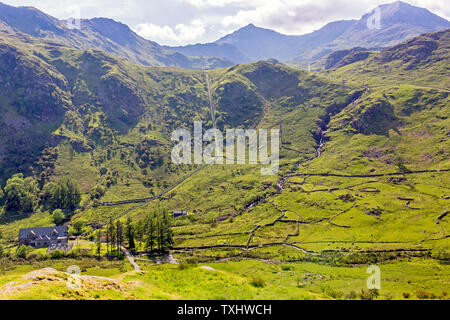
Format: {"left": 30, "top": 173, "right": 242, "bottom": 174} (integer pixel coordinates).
{"left": 355, "top": 0, "right": 450, "bottom": 32}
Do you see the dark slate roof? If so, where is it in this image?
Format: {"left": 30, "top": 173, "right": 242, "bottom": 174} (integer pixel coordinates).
{"left": 19, "top": 226, "right": 68, "bottom": 239}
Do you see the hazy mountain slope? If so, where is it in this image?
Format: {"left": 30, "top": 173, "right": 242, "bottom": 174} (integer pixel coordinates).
{"left": 167, "top": 20, "right": 355, "bottom": 62}
{"left": 215, "top": 23, "right": 297, "bottom": 61}
{"left": 166, "top": 1, "right": 449, "bottom": 65}
{"left": 295, "top": 1, "right": 450, "bottom": 62}
{"left": 0, "top": 2, "right": 232, "bottom": 69}
{"left": 164, "top": 42, "right": 251, "bottom": 64}
{"left": 342, "top": 1, "right": 450, "bottom": 47}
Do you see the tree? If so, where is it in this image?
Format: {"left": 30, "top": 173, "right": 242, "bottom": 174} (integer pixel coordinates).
{"left": 157, "top": 217, "right": 164, "bottom": 252}
{"left": 394, "top": 156, "right": 410, "bottom": 173}
{"left": 16, "top": 245, "right": 28, "bottom": 259}
{"left": 145, "top": 214, "right": 156, "bottom": 252}
{"left": 42, "top": 182, "right": 57, "bottom": 208}
{"left": 126, "top": 217, "right": 135, "bottom": 251}
{"left": 3, "top": 174, "right": 38, "bottom": 213}
{"left": 106, "top": 222, "right": 114, "bottom": 256}
{"left": 52, "top": 209, "right": 65, "bottom": 225}
{"left": 96, "top": 230, "right": 102, "bottom": 259}
{"left": 116, "top": 220, "right": 123, "bottom": 255}
{"left": 90, "top": 185, "right": 106, "bottom": 200}
{"left": 144, "top": 208, "right": 173, "bottom": 253}
{"left": 42, "top": 177, "right": 81, "bottom": 210}
{"left": 134, "top": 220, "right": 145, "bottom": 250}
{"left": 0, "top": 187, "right": 4, "bottom": 205}
{"left": 161, "top": 209, "right": 173, "bottom": 249}
{"left": 72, "top": 220, "right": 85, "bottom": 235}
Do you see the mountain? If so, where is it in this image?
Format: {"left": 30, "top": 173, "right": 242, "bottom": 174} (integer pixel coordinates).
{"left": 167, "top": 1, "right": 450, "bottom": 64}
{"left": 0, "top": 28, "right": 348, "bottom": 183}
{"left": 0, "top": 2, "right": 233, "bottom": 69}
{"left": 296, "top": 1, "right": 450, "bottom": 62}
{"left": 166, "top": 20, "right": 356, "bottom": 63}
{"left": 215, "top": 23, "right": 298, "bottom": 61}
{"left": 311, "top": 47, "right": 376, "bottom": 70}
{"left": 165, "top": 42, "right": 252, "bottom": 64}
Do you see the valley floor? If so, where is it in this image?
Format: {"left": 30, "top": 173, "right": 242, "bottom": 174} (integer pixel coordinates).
{"left": 0, "top": 257, "right": 448, "bottom": 300}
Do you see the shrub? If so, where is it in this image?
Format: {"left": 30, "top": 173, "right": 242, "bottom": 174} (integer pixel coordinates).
{"left": 365, "top": 207, "right": 383, "bottom": 217}
{"left": 16, "top": 245, "right": 29, "bottom": 259}
{"left": 345, "top": 290, "right": 358, "bottom": 300}
{"left": 281, "top": 264, "right": 292, "bottom": 271}
{"left": 384, "top": 293, "right": 393, "bottom": 300}
{"left": 358, "top": 288, "right": 379, "bottom": 300}
{"left": 403, "top": 292, "right": 410, "bottom": 299}
{"left": 52, "top": 209, "right": 65, "bottom": 225}
{"left": 416, "top": 289, "right": 437, "bottom": 299}
{"left": 72, "top": 220, "right": 85, "bottom": 235}
{"left": 90, "top": 185, "right": 106, "bottom": 200}
{"left": 321, "top": 286, "right": 343, "bottom": 299}
{"left": 250, "top": 276, "right": 265, "bottom": 288}
{"left": 49, "top": 250, "right": 65, "bottom": 259}
{"left": 178, "top": 263, "right": 189, "bottom": 270}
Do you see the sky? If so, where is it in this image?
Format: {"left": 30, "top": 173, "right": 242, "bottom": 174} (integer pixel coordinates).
{"left": 1, "top": 0, "right": 449, "bottom": 46}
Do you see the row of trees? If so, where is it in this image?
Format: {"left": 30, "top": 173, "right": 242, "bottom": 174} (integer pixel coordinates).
{"left": 95, "top": 208, "right": 173, "bottom": 257}
{"left": 142, "top": 208, "right": 173, "bottom": 252}
{"left": 0, "top": 174, "right": 81, "bottom": 215}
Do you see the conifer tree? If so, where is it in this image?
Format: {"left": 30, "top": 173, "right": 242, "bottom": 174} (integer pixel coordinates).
{"left": 146, "top": 214, "right": 155, "bottom": 252}
{"left": 96, "top": 230, "right": 102, "bottom": 259}
{"left": 126, "top": 217, "right": 135, "bottom": 251}
{"left": 116, "top": 220, "right": 123, "bottom": 255}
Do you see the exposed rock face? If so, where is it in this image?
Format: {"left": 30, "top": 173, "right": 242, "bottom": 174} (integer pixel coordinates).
{"left": 350, "top": 100, "right": 397, "bottom": 135}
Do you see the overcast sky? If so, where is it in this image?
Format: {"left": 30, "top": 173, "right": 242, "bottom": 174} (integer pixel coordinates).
{"left": 1, "top": 0, "right": 449, "bottom": 46}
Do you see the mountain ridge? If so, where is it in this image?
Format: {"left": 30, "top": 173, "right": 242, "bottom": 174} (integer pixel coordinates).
{"left": 0, "top": 2, "right": 233, "bottom": 69}
{"left": 166, "top": 1, "right": 450, "bottom": 64}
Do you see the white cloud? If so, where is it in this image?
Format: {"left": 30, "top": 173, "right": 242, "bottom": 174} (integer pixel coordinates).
{"left": 221, "top": 0, "right": 450, "bottom": 35}
{"left": 133, "top": 19, "right": 206, "bottom": 45}
{"left": 133, "top": 23, "right": 179, "bottom": 44}
{"left": 175, "top": 19, "right": 206, "bottom": 42}
{"left": 182, "top": 0, "right": 247, "bottom": 8}
{"left": 221, "top": 0, "right": 366, "bottom": 34}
